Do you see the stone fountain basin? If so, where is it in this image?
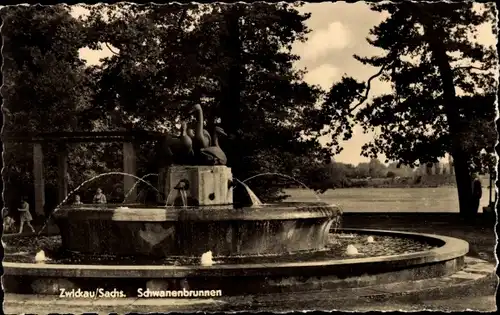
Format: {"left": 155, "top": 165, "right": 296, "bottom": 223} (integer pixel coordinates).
{"left": 2, "top": 229, "right": 469, "bottom": 295}
{"left": 53, "top": 202, "right": 342, "bottom": 257}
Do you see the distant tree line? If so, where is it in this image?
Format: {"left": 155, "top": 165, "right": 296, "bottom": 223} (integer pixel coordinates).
{"left": 298, "top": 159, "right": 461, "bottom": 191}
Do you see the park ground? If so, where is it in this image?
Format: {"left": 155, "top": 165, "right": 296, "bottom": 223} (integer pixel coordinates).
{"left": 3, "top": 212, "right": 497, "bottom": 313}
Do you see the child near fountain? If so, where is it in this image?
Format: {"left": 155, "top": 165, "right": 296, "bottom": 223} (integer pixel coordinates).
{"left": 18, "top": 198, "right": 36, "bottom": 234}
{"left": 93, "top": 188, "right": 107, "bottom": 204}
{"left": 73, "top": 195, "right": 83, "bottom": 205}
{"left": 2, "top": 207, "right": 16, "bottom": 234}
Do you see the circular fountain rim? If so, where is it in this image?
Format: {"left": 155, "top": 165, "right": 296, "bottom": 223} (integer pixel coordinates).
{"left": 51, "top": 202, "right": 342, "bottom": 221}
{"left": 3, "top": 229, "right": 469, "bottom": 278}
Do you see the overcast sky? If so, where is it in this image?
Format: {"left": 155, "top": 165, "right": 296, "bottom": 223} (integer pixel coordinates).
{"left": 76, "top": 2, "right": 496, "bottom": 165}
{"left": 293, "top": 2, "right": 390, "bottom": 165}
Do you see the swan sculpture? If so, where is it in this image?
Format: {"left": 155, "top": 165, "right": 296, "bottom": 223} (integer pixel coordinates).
{"left": 163, "top": 122, "right": 194, "bottom": 165}
{"left": 188, "top": 104, "right": 211, "bottom": 149}
{"left": 200, "top": 126, "right": 228, "bottom": 165}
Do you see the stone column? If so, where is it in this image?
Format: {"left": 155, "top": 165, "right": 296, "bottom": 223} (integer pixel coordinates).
{"left": 57, "top": 144, "right": 69, "bottom": 203}
{"left": 434, "top": 162, "right": 441, "bottom": 175}
{"left": 123, "top": 142, "right": 137, "bottom": 202}
{"left": 425, "top": 163, "right": 433, "bottom": 175}
{"left": 419, "top": 164, "right": 426, "bottom": 176}
{"left": 157, "top": 167, "right": 166, "bottom": 204}
{"left": 33, "top": 143, "right": 45, "bottom": 217}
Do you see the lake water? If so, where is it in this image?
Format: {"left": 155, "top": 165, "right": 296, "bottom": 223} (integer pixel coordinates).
{"left": 284, "top": 187, "right": 493, "bottom": 213}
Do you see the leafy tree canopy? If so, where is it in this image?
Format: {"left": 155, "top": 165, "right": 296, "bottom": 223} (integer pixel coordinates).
{"left": 2, "top": 3, "right": 332, "bottom": 203}
{"left": 321, "top": 2, "right": 496, "bottom": 169}
{"left": 78, "top": 2, "right": 330, "bottom": 200}
{"left": 1, "top": 5, "right": 122, "bottom": 210}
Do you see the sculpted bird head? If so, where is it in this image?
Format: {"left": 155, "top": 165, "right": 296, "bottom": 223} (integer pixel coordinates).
{"left": 215, "top": 126, "right": 227, "bottom": 136}
{"left": 188, "top": 104, "right": 202, "bottom": 114}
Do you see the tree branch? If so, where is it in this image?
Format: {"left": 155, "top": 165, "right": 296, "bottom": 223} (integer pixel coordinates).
{"left": 452, "top": 65, "right": 488, "bottom": 72}
{"left": 177, "top": 7, "right": 188, "bottom": 30}
{"left": 350, "top": 64, "right": 388, "bottom": 112}
{"left": 105, "top": 42, "right": 120, "bottom": 55}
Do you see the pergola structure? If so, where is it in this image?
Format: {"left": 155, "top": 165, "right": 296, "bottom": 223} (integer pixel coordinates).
{"left": 2, "top": 130, "right": 165, "bottom": 217}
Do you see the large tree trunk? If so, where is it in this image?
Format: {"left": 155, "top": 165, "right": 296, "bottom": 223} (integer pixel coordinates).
{"left": 450, "top": 153, "right": 474, "bottom": 216}
{"left": 219, "top": 8, "right": 244, "bottom": 172}
{"left": 420, "top": 11, "right": 473, "bottom": 216}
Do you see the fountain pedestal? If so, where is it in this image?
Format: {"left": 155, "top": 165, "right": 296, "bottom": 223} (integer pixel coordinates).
{"left": 53, "top": 203, "right": 341, "bottom": 258}
{"left": 165, "top": 166, "right": 233, "bottom": 206}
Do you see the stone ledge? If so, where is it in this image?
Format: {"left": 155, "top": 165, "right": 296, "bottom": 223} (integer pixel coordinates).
{"left": 52, "top": 202, "right": 342, "bottom": 221}
{"left": 3, "top": 259, "right": 495, "bottom": 311}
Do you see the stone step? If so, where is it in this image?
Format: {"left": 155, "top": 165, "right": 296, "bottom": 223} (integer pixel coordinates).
{"left": 221, "top": 257, "right": 496, "bottom": 309}
{"left": 3, "top": 257, "right": 496, "bottom": 313}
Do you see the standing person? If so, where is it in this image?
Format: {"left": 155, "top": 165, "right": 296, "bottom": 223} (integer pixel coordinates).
{"left": 18, "top": 198, "right": 35, "bottom": 234}
{"left": 471, "top": 174, "right": 482, "bottom": 216}
{"left": 73, "top": 195, "right": 83, "bottom": 205}
{"left": 93, "top": 188, "right": 107, "bottom": 204}
{"left": 2, "top": 206, "right": 9, "bottom": 219}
